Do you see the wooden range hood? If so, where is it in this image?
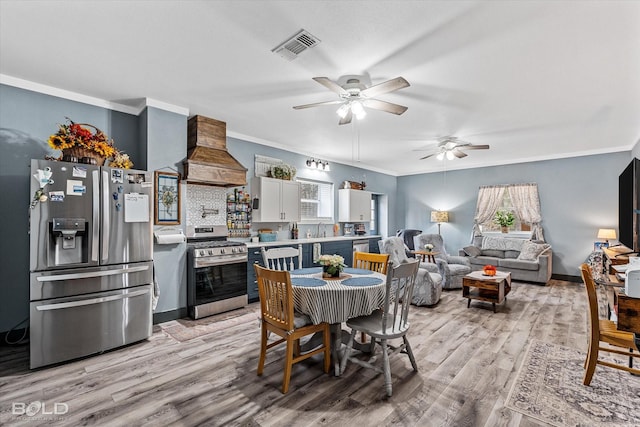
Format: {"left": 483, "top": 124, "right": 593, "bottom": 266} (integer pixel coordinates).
{"left": 183, "top": 115, "right": 247, "bottom": 187}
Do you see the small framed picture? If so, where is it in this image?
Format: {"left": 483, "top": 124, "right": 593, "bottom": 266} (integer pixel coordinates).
{"left": 594, "top": 241, "right": 609, "bottom": 251}
{"left": 154, "top": 171, "right": 181, "bottom": 225}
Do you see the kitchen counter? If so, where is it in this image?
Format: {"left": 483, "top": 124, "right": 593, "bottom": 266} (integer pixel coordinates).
{"left": 244, "top": 235, "right": 382, "bottom": 248}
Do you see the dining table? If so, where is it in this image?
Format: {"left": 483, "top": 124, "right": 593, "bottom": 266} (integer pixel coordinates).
{"left": 289, "top": 266, "right": 387, "bottom": 376}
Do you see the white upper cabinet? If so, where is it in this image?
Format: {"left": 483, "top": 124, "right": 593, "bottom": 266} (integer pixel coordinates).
{"left": 338, "top": 189, "right": 372, "bottom": 222}
{"left": 252, "top": 177, "right": 300, "bottom": 222}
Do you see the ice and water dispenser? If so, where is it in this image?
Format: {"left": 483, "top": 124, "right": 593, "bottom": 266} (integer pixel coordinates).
{"left": 49, "top": 218, "right": 88, "bottom": 266}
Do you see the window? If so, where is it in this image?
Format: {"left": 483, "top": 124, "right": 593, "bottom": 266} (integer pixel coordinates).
{"left": 480, "top": 191, "right": 531, "bottom": 233}
{"left": 370, "top": 194, "right": 379, "bottom": 234}
{"left": 298, "top": 179, "right": 334, "bottom": 223}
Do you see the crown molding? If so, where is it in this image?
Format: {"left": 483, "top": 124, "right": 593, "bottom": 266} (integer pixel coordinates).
{"left": 0, "top": 74, "right": 188, "bottom": 116}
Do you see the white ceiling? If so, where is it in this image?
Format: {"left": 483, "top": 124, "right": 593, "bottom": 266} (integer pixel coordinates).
{"left": 1, "top": 1, "right": 639, "bottom": 175}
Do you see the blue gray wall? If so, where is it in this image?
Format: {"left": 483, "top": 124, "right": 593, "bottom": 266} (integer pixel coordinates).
{"left": 1, "top": 81, "right": 633, "bottom": 333}
{"left": 0, "top": 83, "right": 398, "bottom": 332}
{"left": 0, "top": 84, "right": 140, "bottom": 334}
{"left": 397, "top": 152, "right": 632, "bottom": 277}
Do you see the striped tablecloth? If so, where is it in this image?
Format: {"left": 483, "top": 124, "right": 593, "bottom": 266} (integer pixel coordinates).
{"left": 290, "top": 267, "right": 387, "bottom": 325}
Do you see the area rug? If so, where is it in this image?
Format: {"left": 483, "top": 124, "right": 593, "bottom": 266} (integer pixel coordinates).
{"left": 505, "top": 339, "right": 640, "bottom": 427}
{"left": 160, "top": 306, "right": 259, "bottom": 342}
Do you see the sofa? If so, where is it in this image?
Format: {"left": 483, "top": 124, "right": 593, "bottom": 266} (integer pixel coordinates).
{"left": 379, "top": 236, "right": 443, "bottom": 306}
{"left": 458, "top": 236, "right": 552, "bottom": 284}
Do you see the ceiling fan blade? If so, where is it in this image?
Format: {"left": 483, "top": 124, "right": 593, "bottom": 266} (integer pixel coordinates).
{"left": 360, "top": 77, "right": 410, "bottom": 98}
{"left": 362, "top": 99, "right": 408, "bottom": 115}
{"left": 338, "top": 109, "right": 353, "bottom": 125}
{"left": 453, "top": 149, "right": 468, "bottom": 158}
{"left": 312, "top": 77, "right": 349, "bottom": 96}
{"left": 463, "top": 144, "right": 490, "bottom": 150}
{"left": 420, "top": 152, "right": 438, "bottom": 160}
{"left": 293, "top": 100, "right": 344, "bottom": 110}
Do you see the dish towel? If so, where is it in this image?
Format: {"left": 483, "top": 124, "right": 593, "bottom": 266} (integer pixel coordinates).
{"left": 313, "top": 243, "right": 322, "bottom": 261}
{"left": 152, "top": 263, "right": 160, "bottom": 310}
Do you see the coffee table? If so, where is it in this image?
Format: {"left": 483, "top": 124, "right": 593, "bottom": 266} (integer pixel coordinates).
{"left": 462, "top": 270, "right": 511, "bottom": 312}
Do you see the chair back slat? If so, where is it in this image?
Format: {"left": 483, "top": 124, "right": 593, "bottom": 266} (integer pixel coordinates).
{"left": 353, "top": 251, "right": 390, "bottom": 274}
{"left": 382, "top": 260, "right": 420, "bottom": 334}
{"left": 580, "top": 263, "right": 601, "bottom": 340}
{"left": 254, "top": 265, "right": 294, "bottom": 331}
{"left": 261, "top": 245, "right": 303, "bottom": 271}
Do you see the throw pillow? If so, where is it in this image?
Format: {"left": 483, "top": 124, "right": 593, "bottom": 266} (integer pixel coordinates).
{"left": 463, "top": 245, "right": 481, "bottom": 257}
{"left": 517, "top": 240, "right": 551, "bottom": 261}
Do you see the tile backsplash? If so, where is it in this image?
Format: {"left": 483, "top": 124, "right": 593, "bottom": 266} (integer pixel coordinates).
{"left": 186, "top": 184, "right": 228, "bottom": 227}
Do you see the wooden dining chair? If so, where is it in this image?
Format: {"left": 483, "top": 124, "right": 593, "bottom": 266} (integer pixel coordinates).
{"left": 580, "top": 263, "right": 639, "bottom": 385}
{"left": 340, "top": 260, "right": 420, "bottom": 397}
{"left": 254, "top": 265, "right": 331, "bottom": 393}
{"left": 261, "top": 244, "right": 303, "bottom": 271}
{"left": 353, "top": 251, "right": 390, "bottom": 275}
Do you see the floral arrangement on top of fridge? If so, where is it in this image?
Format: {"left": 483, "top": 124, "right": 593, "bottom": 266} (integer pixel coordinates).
{"left": 46, "top": 117, "right": 133, "bottom": 169}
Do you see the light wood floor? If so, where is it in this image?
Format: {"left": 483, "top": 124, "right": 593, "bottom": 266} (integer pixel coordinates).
{"left": 0, "top": 279, "right": 592, "bottom": 426}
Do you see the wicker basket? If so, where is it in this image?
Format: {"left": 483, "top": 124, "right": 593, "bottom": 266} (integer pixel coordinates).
{"left": 62, "top": 146, "right": 106, "bottom": 166}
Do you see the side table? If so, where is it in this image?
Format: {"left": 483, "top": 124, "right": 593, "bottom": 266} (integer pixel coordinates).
{"left": 462, "top": 271, "right": 511, "bottom": 313}
{"left": 414, "top": 250, "right": 439, "bottom": 263}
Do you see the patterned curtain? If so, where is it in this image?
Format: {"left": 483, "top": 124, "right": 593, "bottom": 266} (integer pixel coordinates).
{"left": 471, "top": 185, "right": 506, "bottom": 240}
{"left": 508, "top": 183, "right": 545, "bottom": 242}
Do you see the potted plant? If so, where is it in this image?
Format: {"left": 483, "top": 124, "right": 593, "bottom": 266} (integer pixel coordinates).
{"left": 494, "top": 210, "right": 515, "bottom": 233}
{"left": 317, "top": 254, "right": 346, "bottom": 278}
{"left": 269, "top": 164, "right": 296, "bottom": 180}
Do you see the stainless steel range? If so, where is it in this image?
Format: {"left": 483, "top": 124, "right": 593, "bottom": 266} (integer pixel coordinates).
{"left": 186, "top": 225, "right": 248, "bottom": 319}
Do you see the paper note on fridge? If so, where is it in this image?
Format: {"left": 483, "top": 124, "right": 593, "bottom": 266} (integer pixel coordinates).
{"left": 124, "top": 193, "right": 149, "bottom": 223}
{"left": 66, "top": 180, "right": 85, "bottom": 196}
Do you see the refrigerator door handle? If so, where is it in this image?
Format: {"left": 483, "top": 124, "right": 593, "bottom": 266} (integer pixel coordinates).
{"left": 102, "top": 170, "right": 110, "bottom": 261}
{"left": 35, "top": 288, "right": 150, "bottom": 311}
{"left": 36, "top": 265, "right": 150, "bottom": 282}
{"left": 92, "top": 169, "right": 100, "bottom": 261}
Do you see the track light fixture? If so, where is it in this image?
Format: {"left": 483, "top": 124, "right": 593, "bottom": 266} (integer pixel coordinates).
{"left": 306, "top": 158, "right": 330, "bottom": 171}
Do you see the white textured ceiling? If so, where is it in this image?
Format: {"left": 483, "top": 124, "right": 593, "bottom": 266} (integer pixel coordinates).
{"left": 1, "top": 0, "right": 639, "bottom": 175}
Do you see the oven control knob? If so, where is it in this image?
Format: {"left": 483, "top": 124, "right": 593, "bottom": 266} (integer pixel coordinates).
{"left": 220, "top": 248, "right": 226, "bottom": 254}
{"left": 208, "top": 250, "right": 214, "bottom": 256}
{"left": 231, "top": 247, "right": 238, "bottom": 253}
{"left": 196, "top": 250, "right": 203, "bottom": 257}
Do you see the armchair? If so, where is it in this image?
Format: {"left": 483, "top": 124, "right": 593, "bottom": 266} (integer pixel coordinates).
{"left": 414, "top": 234, "right": 471, "bottom": 289}
{"left": 378, "top": 236, "right": 442, "bottom": 306}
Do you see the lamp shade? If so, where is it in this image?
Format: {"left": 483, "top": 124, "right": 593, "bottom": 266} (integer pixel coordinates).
{"left": 430, "top": 211, "right": 449, "bottom": 223}
{"left": 597, "top": 228, "right": 616, "bottom": 240}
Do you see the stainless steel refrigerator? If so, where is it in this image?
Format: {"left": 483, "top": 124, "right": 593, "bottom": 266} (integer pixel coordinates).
{"left": 29, "top": 159, "right": 154, "bottom": 369}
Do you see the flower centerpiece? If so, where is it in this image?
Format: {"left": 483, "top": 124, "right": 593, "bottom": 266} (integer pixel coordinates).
{"left": 317, "top": 254, "right": 346, "bottom": 278}
{"left": 494, "top": 210, "right": 515, "bottom": 233}
{"left": 47, "top": 117, "right": 133, "bottom": 168}
{"left": 483, "top": 264, "right": 497, "bottom": 276}
{"left": 424, "top": 243, "right": 434, "bottom": 252}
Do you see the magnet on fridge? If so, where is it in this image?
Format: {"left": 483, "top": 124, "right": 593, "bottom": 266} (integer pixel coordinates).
{"left": 112, "top": 192, "right": 118, "bottom": 200}
{"left": 115, "top": 203, "right": 122, "bottom": 211}
{"left": 118, "top": 185, "right": 123, "bottom": 193}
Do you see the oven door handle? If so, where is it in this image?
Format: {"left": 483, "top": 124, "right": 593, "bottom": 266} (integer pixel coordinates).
{"left": 194, "top": 256, "right": 248, "bottom": 268}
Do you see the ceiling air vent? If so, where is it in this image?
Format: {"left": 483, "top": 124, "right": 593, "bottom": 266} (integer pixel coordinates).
{"left": 272, "top": 29, "right": 321, "bottom": 61}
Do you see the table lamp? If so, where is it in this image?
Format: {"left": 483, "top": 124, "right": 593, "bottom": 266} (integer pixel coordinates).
{"left": 430, "top": 210, "right": 449, "bottom": 235}
{"left": 597, "top": 228, "right": 616, "bottom": 246}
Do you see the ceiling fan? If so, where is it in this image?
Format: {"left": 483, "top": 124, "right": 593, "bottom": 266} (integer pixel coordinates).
{"left": 418, "top": 136, "right": 490, "bottom": 160}
{"left": 293, "top": 76, "right": 410, "bottom": 125}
